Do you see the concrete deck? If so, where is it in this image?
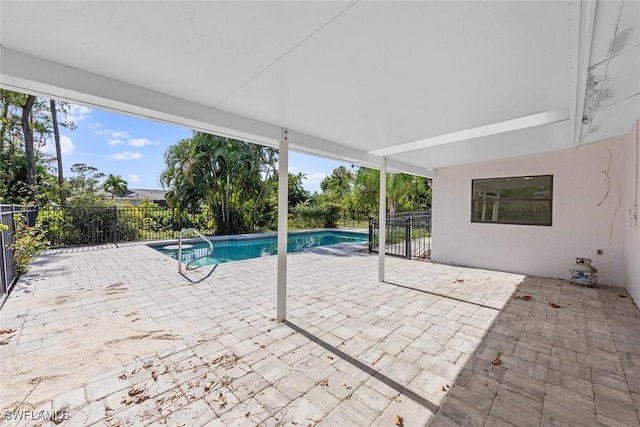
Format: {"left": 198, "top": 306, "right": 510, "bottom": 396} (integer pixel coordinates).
{"left": 1, "top": 243, "right": 639, "bottom": 426}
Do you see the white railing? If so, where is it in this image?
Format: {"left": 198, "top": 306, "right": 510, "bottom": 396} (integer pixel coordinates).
{"left": 177, "top": 228, "right": 213, "bottom": 273}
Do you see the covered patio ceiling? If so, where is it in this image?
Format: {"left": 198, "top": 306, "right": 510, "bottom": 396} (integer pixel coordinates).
{"left": 1, "top": 1, "right": 638, "bottom": 177}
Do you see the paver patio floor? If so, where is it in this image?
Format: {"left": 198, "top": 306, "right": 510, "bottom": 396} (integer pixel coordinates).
{"left": 1, "top": 242, "right": 640, "bottom": 426}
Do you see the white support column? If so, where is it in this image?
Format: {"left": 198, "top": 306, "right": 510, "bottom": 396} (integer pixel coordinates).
{"left": 378, "top": 157, "right": 387, "bottom": 282}
{"left": 277, "top": 128, "right": 289, "bottom": 321}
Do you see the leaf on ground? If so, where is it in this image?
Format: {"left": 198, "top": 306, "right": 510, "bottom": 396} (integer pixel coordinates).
{"left": 128, "top": 387, "right": 145, "bottom": 397}
{"left": 151, "top": 371, "right": 158, "bottom": 381}
{"left": 394, "top": 415, "right": 404, "bottom": 426}
{"left": 120, "top": 397, "right": 132, "bottom": 405}
{"left": 212, "top": 353, "right": 239, "bottom": 369}
{"left": 132, "top": 394, "right": 149, "bottom": 404}
{"left": 217, "top": 392, "right": 227, "bottom": 407}
{"left": 0, "top": 329, "right": 16, "bottom": 335}
{"left": 514, "top": 295, "right": 533, "bottom": 301}
{"left": 319, "top": 378, "right": 329, "bottom": 386}
{"left": 549, "top": 302, "right": 561, "bottom": 308}
{"left": 492, "top": 356, "right": 502, "bottom": 366}
{"left": 204, "top": 382, "right": 214, "bottom": 392}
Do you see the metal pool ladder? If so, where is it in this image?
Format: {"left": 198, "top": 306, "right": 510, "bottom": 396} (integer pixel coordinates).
{"left": 178, "top": 228, "right": 214, "bottom": 273}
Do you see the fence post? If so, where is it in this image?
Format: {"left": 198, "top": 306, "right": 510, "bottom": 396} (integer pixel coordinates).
{"left": 368, "top": 217, "right": 373, "bottom": 253}
{"left": 112, "top": 206, "right": 118, "bottom": 244}
{"left": 0, "top": 217, "right": 7, "bottom": 296}
{"left": 405, "top": 217, "right": 411, "bottom": 259}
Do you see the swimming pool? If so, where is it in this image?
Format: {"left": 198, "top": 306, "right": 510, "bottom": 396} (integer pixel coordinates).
{"left": 152, "top": 230, "right": 368, "bottom": 266}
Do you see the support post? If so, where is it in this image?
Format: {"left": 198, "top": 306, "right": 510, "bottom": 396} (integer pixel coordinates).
{"left": 378, "top": 158, "right": 387, "bottom": 282}
{"left": 277, "top": 128, "right": 289, "bottom": 321}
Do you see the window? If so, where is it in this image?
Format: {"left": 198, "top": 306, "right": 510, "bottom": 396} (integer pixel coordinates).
{"left": 471, "top": 175, "right": 553, "bottom": 226}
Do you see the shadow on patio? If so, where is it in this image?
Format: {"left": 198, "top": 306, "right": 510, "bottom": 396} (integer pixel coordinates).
{"left": 428, "top": 276, "right": 640, "bottom": 427}
{"left": 1, "top": 244, "right": 639, "bottom": 426}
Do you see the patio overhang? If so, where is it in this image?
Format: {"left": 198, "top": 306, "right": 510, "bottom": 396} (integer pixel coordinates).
{"left": 3, "top": 1, "right": 637, "bottom": 172}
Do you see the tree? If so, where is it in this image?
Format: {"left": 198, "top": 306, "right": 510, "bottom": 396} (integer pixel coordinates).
{"left": 21, "top": 95, "right": 37, "bottom": 197}
{"left": 1, "top": 90, "right": 78, "bottom": 204}
{"left": 69, "top": 163, "right": 105, "bottom": 194}
{"left": 50, "top": 99, "right": 64, "bottom": 186}
{"left": 160, "top": 132, "right": 278, "bottom": 234}
{"left": 288, "top": 172, "right": 310, "bottom": 208}
{"left": 320, "top": 166, "right": 353, "bottom": 201}
{"left": 351, "top": 167, "right": 432, "bottom": 216}
{"left": 103, "top": 174, "right": 128, "bottom": 199}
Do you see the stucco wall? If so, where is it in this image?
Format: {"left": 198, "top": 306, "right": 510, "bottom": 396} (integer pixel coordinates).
{"left": 432, "top": 134, "right": 631, "bottom": 286}
{"left": 624, "top": 123, "right": 640, "bottom": 300}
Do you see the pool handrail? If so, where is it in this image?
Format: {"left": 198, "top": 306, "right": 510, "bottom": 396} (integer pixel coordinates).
{"left": 178, "top": 228, "right": 214, "bottom": 273}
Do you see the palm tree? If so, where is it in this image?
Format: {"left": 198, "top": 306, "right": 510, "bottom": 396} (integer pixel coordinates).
{"left": 103, "top": 174, "right": 128, "bottom": 199}
{"left": 160, "top": 132, "right": 277, "bottom": 233}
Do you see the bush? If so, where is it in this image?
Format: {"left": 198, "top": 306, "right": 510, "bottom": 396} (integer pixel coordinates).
{"left": 11, "top": 214, "right": 49, "bottom": 276}
{"left": 292, "top": 204, "right": 340, "bottom": 229}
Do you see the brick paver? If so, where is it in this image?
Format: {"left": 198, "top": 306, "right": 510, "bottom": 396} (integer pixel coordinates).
{"left": 0, "top": 242, "right": 639, "bottom": 426}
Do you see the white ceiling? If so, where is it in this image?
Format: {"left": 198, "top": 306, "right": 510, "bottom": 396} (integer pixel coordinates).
{"left": 1, "top": 1, "right": 638, "bottom": 177}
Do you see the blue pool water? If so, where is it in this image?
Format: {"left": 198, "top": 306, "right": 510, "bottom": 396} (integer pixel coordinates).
{"left": 153, "top": 230, "right": 368, "bottom": 266}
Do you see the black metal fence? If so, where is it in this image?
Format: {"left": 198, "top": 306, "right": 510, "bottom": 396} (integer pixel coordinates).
{"left": 35, "top": 205, "right": 265, "bottom": 247}
{"left": 339, "top": 210, "right": 372, "bottom": 228}
{"left": 368, "top": 211, "right": 431, "bottom": 260}
{"left": 1, "top": 205, "right": 38, "bottom": 307}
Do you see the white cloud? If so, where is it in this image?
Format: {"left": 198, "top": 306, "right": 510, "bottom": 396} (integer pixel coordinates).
{"left": 41, "top": 135, "right": 76, "bottom": 156}
{"left": 108, "top": 130, "right": 130, "bottom": 138}
{"left": 305, "top": 172, "right": 328, "bottom": 184}
{"left": 127, "top": 174, "right": 140, "bottom": 183}
{"left": 94, "top": 128, "right": 130, "bottom": 139}
{"left": 108, "top": 139, "right": 125, "bottom": 146}
{"left": 128, "top": 138, "right": 159, "bottom": 147}
{"left": 64, "top": 105, "right": 93, "bottom": 123}
{"left": 106, "top": 151, "right": 143, "bottom": 160}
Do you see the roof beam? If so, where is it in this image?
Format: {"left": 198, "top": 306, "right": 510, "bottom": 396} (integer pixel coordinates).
{"left": 369, "top": 108, "right": 570, "bottom": 157}
{"left": 287, "top": 131, "right": 435, "bottom": 178}
{"left": 572, "top": 0, "right": 597, "bottom": 147}
{"left": 0, "top": 46, "right": 434, "bottom": 178}
{"left": 0, "top": 46, "right": 282, "bottom": 146}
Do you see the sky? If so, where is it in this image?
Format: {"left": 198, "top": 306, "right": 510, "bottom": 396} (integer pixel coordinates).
{"left": 40, "top": 104, "right": 354, "bottom": 194}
